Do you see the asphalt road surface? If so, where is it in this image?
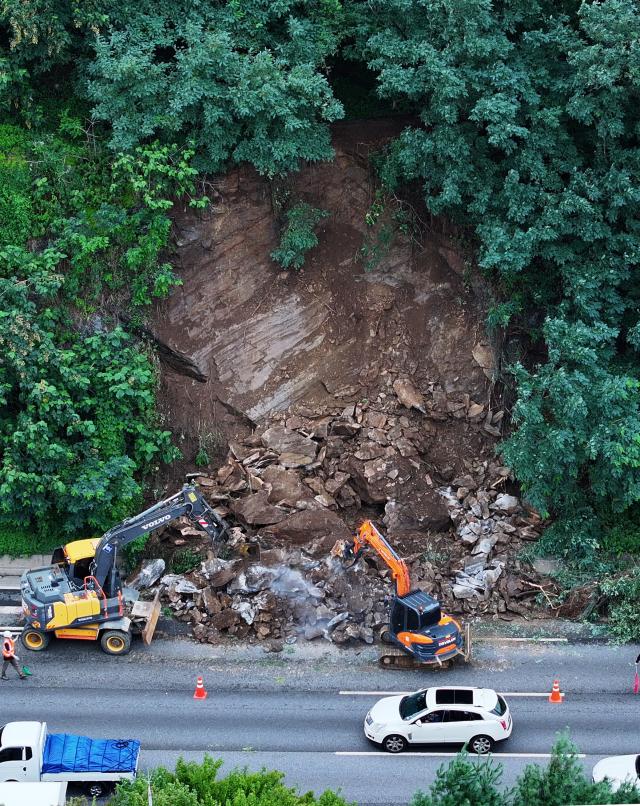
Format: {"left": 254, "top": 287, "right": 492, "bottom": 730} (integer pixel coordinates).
{"left": 1, "top": 637, "right": 639, "bottom": 805}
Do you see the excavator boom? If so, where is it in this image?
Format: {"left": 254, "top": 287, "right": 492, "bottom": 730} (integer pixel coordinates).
{"left": 332, "top": 520, "right": 411, "bottom": 597}
{"left": 92, "top": 483, "right": 228, "bottom": 596}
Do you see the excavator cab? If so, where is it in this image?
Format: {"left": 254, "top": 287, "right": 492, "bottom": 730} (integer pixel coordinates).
{"left": 51, "top": 539, "right": 100, "bottom": 588}
{"left": 390, "top": 591, "right": 441, "bottom": 634}
{"left": 388, "top": 590, "right": 465, "bottom": 665}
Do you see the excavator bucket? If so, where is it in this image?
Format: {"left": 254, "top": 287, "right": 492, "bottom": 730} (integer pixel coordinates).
{"left": 330, "top": 539, "right": 350, "bottom": 559}
{"left": 131, "top": 590, "right": 162, "bottom": 646}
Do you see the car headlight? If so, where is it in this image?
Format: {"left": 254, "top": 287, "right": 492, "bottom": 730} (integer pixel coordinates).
{"left": 365, "top": 713, "right": 374, "bottom": 726}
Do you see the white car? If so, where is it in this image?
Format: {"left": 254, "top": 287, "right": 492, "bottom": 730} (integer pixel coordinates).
{"left": 593, "top": 755, "right": 640, "bottom": 790}
{"left": 364, "top": 686, "right": 512, "bottom": 754}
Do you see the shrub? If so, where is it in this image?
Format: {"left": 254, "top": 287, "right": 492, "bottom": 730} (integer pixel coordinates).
{"left": 601, "top": 569, "right": 640, "bottom": 643}
{"left": 271, "top": 203, "right": 329, "bottom": 270}
{"left": 411, "top": 750, "right": 508, "bottom": 806}
{"left": 109, "top": 757, "right": 352, "bottom": 805}
{"left": 172, "top": 549, "right": 201, "bottom": 575}
{"left": 123, "top": 535, "right": 151, "bottom": 574}
{"left": 513, "top": 732, "right": 640, "bottom": 805}
{"left": 0, "top": 124, "right": 32, "bottom": 246}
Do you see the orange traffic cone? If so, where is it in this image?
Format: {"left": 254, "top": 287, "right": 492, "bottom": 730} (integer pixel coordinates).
{"left": 193, "top": 676, "right": 208, "bottom": 700}
{"left": 548, "top": 679, "right": 563, "bottom": 703}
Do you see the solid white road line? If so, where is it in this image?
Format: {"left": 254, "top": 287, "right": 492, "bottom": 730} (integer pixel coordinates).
{"left": 335, "top": 751, "right": 584, "bottom": 758}
{"left": 339, "top": 691, "right": 563, "bottom": 698}
{"left": 492, "top": 638, "right": 569, "bottom": 644}
{"left": 488, "top": 637, "right": 568, "bottom": 643}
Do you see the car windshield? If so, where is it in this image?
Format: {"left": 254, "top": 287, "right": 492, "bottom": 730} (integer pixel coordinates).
{"left": 490, "top": 695, "right": 507, "bottom": 716}
{"left": 400, "top": 691, "right": 426, "bottom": 720}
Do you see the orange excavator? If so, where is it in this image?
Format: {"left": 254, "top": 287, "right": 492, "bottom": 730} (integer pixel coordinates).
{"left": 332, "top": 520, "right": 470, "bottom": 668}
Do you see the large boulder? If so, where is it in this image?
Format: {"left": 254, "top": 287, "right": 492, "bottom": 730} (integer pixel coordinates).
{"left": 232, "top": 490, "right": 286, "bottom": 526}
{"left": 260, "top": 426, "right": 317, "bottom": 466}
{"left": 346, "top": 454, "right": 400, "bottom": 504}
{"left": 262, "top": 465, "right": 314, "bottom": 507}
{"left": 492, "top": 494, "right": 520, "bottom": 514}
{"left": 198, "top": 557, "right": 242, "bottom": 588}
{"left": 383, "top": 489, "right": 451, "bottom": 534}
{"left": 264, "top": 508, "right": 351, "bottom": 549}
{"left": 127, "top": 558, "right": 165, "bottom": 590}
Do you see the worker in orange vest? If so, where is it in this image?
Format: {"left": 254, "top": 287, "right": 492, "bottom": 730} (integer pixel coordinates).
{"left": 2, "top": 630, "right": 26, "bottom": 680}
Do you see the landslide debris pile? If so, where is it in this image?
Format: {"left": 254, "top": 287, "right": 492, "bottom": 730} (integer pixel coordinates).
{"left": 134, "top": 378, "right": 546, "bottom": 648}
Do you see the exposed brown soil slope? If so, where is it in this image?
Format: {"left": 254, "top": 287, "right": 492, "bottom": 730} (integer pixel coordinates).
{"left": 153, "top": 121, "right": 494, "bottom": 470}
{"left": 141, "top": 121, "right": 549, "bottom": 642}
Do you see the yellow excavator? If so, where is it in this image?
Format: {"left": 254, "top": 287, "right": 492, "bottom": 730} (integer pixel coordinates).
{"left": 332, "top": 520, "right": 470, "bottom": 668}
{"left": 20, "top": 478, "right": 228, "bottom": 656}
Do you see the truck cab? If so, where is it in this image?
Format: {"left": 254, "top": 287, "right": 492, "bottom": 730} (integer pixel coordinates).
{"left": 0, "top": 722, "right": 42, "bottom": 782}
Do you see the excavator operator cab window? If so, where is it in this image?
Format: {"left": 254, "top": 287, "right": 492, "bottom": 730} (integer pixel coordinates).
{"left": 418, "top": 603, "right": 441, "bottom": 630}
{"left": 406, "top": 608, "right": 420, "bottom": 632}
{"left": 70, "top": 557, "right": 93, "bottom": 585}
{"left": 390, "top": 600, "right": 405, "bottom": 634}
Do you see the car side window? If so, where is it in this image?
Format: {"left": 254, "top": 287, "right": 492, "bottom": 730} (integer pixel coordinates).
{"left": 447, "top": 710, "right": 482, "bottom": 722}
{"left": 25, "top": 747, "right": 32, "bottom": 760}
{"left": 0, "top": 747, "right": 23, "bottom": 763}
{"left": 419, "top": 710, "right": 447, "bottom": 724}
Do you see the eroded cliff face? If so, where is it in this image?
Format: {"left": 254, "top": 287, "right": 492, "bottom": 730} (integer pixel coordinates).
{"left": 153, "top": 120, "right": 493, "bottom": 456}
{"left": 145, "top": 121, "right": 548, "bottom": 639}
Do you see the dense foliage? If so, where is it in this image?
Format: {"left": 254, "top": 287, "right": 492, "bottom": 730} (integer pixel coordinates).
{"left": 2, "top": 0, "right": 345, "bottom": 176}
{"left": 349, "top": 0, "right": 640, "bottom": 558}
{"left": 2, "top": 0, "right": 640, "bottom": 563}
{"left": 108, "top": 756, "right": 352, "bottom": 806}
{"left": 411, "top": 735, "right": 640, "bottom": 805}
{"left": 0, "top": 121, "right": 187, "bottom": 548}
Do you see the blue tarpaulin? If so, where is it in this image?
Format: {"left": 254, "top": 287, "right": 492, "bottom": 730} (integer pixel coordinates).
{"left": 43, "top": 732, "right": 140, "bottom": 774}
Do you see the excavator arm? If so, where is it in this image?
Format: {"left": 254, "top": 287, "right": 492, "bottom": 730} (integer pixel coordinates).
{"left": 331, "top": 520, "right": 411, "bottom": 597}
{"left": 92, "top": 481, "right": 228, "bottom": 596}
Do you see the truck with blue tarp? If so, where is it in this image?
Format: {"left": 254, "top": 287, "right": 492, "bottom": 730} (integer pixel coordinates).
{"left": 0, "top": 721, "right": 139, "bottom": 797}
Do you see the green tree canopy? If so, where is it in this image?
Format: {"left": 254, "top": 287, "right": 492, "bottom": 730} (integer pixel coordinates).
{"left": 109, "top": 756, "right": 353, "bottom": 806}
{"left": 350, "top": 0, "right": 640, "bottom": 551}
{"left": 411, "top": 751, "right": 508, "bottom": 806}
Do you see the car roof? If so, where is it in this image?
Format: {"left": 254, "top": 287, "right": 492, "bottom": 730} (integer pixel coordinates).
{"left": 425, "top": 687, "right": 499, "bottom": 711}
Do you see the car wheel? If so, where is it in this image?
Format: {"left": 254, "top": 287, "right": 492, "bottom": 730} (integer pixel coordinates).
{"left": 85, "top": 782, "right": 114, "bottom": 797}
{"left": 382, "top": 734, "right": 408, "bottom": 753}
{"left": 469, "top": 734, "right": 494, "bottom": 755}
